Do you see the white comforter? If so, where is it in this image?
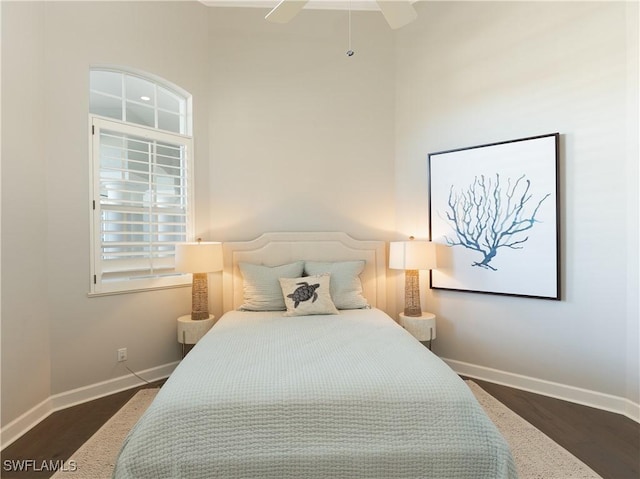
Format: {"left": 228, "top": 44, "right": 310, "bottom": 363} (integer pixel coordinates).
{"left": 114, "top": 309, "right": 517, "bottom": 478}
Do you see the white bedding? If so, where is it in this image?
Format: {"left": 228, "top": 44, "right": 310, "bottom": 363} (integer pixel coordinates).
{"left": 114, "top": 309, "right": 517, "bottom": 478}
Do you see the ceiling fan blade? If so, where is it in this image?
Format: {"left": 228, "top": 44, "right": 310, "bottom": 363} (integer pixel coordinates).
{"left": 265, "top": 0, "right": 310, "bottom": 24}
{"left": 375, "top": 1, "right": 417, "bottom": 29}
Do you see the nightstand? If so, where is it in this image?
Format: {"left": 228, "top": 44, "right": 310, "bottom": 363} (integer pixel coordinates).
{"left": 399, "top": 312, "right": 436, "bottom": 350}
{"left": 177, "top": 314, "right": 214, "bottom": 358}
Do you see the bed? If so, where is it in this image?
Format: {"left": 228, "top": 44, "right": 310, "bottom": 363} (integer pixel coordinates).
{"left": 113, "top": 232, "right": 517, "bottom": 479}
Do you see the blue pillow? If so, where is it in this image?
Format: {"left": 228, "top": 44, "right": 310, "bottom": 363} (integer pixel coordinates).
{"left": 238, "top": 261, "right": 305, "bottom": 311}
{"left": 304, "top": 260, "right": 369, "bottom": 309}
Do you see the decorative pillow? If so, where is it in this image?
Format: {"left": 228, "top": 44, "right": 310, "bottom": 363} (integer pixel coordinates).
{"left": 303, "top": 260, "right": 369, "bottom": 309}
{"left": 238, "top": 261, "right": 305, "bottom": 311}
{"left": 279, "top": 274, "right": 339, "bottom": 317}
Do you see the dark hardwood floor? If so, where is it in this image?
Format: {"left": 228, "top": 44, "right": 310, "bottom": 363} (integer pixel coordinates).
{"left": 470, "top": 378, "right": 640, "bottom": 479}
{"left": 0, "top": 381, "right": 164, "bottom": 479}
{"left": 1, "top": 378, "right": 638, "bottom": 479}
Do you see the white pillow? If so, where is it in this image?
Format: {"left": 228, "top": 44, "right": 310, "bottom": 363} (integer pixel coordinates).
{"left": 304, "top": 260, "right": 369, "bottom": 309}
{"left": 238, "top": 261, "right": 305, "bottom": 311}
{"left": 279, "top": 274, "right": 339, "bottom": 317}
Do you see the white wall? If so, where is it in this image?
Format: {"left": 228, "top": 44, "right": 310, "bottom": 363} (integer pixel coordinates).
{"left": 1, "top": 1, "right": 213, "bottom": 438}
{"left": 1, "top": 1, "right": 51, "bottom": 427}
{"left": 395, "top": 1, "right": 639, "bottom": 410}
{"left": 206, "top": 7, "right": 396, "bottom": 243}
{"left": 624, "top": 0, "right": 640, "bottom": 417}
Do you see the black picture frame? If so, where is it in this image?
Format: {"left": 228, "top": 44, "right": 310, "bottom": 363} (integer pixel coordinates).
{"left": 428, "top": 133, "right": 560, "bottom": 300}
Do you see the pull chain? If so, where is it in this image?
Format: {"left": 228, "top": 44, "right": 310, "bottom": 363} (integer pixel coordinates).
{"left": 347, "top": 0, "right": 354, "bottom": 56}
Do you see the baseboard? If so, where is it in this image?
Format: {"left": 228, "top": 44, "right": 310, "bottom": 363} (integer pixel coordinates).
{"left": 444, "top": 357, "right": 640, "bottom": 423}
{"left": 4, "top": 358, "right": 637, "bottom": 450}
{"left": 0, "top": 397, "right": 54, "bottom": 453}
{"left": 1, "top": 361, "right": 179, "bottom": 450}
{"left": 626, "top": 399, "right": 640, "bottom": 423}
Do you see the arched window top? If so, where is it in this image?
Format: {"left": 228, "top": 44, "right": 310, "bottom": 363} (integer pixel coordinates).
{"left": 90, "top": 68, "right": 191, "bottom": 136}
{"left": 89, "top": 67, "right": 194, "bottom": 294}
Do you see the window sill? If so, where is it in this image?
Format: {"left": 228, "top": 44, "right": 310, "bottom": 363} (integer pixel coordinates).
{"left": 87, "top": 282, "right": 191, "bottom": 298}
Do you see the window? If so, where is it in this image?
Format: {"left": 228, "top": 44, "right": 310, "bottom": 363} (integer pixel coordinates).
{"left": 90, "top": 70, "right": 189, "bottom": 134}
{"left": 89, "top": 69, "right": 194, "bottom": 294}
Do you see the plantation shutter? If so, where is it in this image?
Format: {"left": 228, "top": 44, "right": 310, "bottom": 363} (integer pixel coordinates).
{"left": 91, "top": 117, "right": 193, "bottom": 293}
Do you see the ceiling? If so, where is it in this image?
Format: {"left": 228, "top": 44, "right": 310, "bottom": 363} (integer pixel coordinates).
{"left": 200, "top": 1, "right": 416, "bottom": 12}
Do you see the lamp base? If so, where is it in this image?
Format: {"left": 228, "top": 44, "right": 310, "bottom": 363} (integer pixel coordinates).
{"left": 403, "top": 269, "right": 422, "bottom": 317}
{"left": 191, "top": 272, "right": 210, "bottom": 320}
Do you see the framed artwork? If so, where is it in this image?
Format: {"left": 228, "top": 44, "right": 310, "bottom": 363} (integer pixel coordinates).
{"left": 428, "top": 133, "right": 560, "bottom": 300}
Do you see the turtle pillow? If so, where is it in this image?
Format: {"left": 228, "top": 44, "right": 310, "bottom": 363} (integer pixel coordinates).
{"left": 279, "top": 274, "right": 339, "bottom": 317}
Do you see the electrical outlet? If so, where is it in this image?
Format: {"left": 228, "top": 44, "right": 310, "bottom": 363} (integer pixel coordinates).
{"left": 117, "top": 348, "right": 127, "bottom": 362}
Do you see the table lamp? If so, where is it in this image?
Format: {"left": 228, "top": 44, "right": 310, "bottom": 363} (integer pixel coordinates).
{"left": 174, "top": 239, "right": 223, "bottom": 320}
{"left": 389, "top": 237, "right": 437, "bottom": 317}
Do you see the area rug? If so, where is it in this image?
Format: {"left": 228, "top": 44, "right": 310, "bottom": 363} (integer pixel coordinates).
{"left": 51, "top": 389, "right": 157, "bottom": 479}
{"left": 52, "top": 382, "right": 602, "bottom": 479}
{"left": 467, "top": 381, "right": 602, "bottom": 479}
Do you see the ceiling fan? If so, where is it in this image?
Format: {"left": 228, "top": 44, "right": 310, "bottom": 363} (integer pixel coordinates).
{"left": 265, "top": 0, "right": 418, "bottom": 30}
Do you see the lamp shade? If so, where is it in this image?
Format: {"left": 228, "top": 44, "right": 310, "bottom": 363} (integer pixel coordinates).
{"left": 389, "top": 240, "right": 437, "bottom": 271}
{"left": 174, "top": 241, "right": 223, "bottom": 274}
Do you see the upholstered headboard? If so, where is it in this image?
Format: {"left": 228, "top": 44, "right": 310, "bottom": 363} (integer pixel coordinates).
{"left": 222, "top": 232, "right": 387, "bottom": 312}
